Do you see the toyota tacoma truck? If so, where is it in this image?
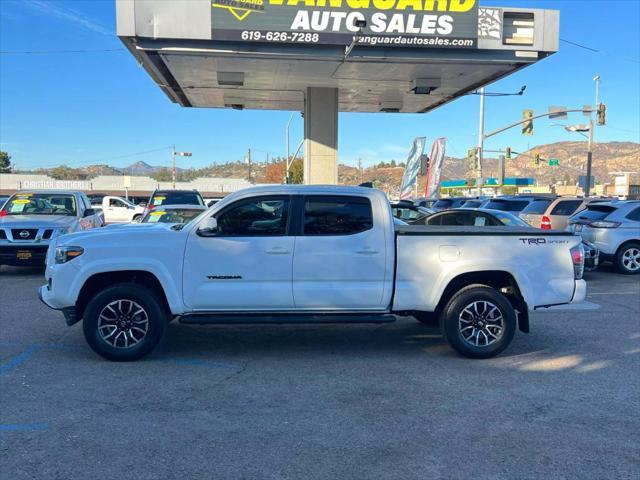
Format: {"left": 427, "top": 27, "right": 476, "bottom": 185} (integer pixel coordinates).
{"left": 39, "top": 186, "right": 586, "bottom": 361}
{"left": 91, "top": 196, "right": 146, "bottom": 224}
{"left": 0, "top": 190, "right": 104, "bottom": 267}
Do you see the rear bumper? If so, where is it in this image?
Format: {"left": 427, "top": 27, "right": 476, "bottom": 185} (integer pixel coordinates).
{"left": 0, "top": 245, "right": 48, "bottom": 266}
{"left": 571, "top": 280, "right": 587, "bottom": 304}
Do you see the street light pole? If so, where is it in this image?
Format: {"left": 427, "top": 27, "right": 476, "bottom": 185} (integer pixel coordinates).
{"left": 285, "top": 112, "right": 294, "bottom": 183}
{"left": 585, "top": 75, "right": 601, "bottom": 198}
{"left": 477, "top": 87, "right": 486, "bottom": 195}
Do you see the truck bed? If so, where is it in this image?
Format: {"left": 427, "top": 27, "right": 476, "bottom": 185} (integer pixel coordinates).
{"left": 395, "top": 225, "right": 575, "bottom": 236}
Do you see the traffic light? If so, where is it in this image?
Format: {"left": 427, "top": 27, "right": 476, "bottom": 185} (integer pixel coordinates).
{"left": 505, "top": 147, "right": 512, "bottom": 160}
{"left": 522, "top": 109, "right": 534, "bottom": 136}
{"left": 534, "top": 153, "right": 541, "bottom": 165}
{"left": 597, "top": 103, "right": 607, "bottom": 126}
{"left": 467, "top": 148, "right": 478, "bottom": 170}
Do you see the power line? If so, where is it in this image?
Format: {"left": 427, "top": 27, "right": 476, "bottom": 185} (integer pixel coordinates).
{"left": 560, "top": 38, "right": 640, "bottom": 64}
{"left": 0, "top": 48, "right": 125, "bottom": 55}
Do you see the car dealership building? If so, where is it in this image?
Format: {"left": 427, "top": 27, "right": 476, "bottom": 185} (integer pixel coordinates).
{"left": 116, "top": 0, "right": 559, "bottom": 184}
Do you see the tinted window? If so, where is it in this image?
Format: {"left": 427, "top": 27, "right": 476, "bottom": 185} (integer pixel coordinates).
{"left": 483, "top": 199, "right": 529, "bottom": 212}
{"left": 551, "top": 200, "right": 583, "bottom": 216}
{"left": 570, "top": 205, "right": 616, "bottom": 222}
{"left": 304, "top": 196, "right": 372, "bottom": 235}
{"left": 433, "top": 199, "right": 453, "bottom": 208}
{"left": 626, "top": 207, "right": 640, "bottom": 221}
{"left": 217, "top": 197, "right": 289, "bottom": 236}
{"left": 521, "top": 199, "right": 553, "bottom": 214}
{"left": 392, "top": 207, "right": 427, "bottom": 222}
{"left": 151, "top": 191, "right": 204, "bottom": 207}
{"left": 427, "top": 212, "right": 493, "bottom": 226}
{"left": 462, "top": 200, "right": 482, "bottom": 208}
{"left": 109, "top": 198, "right": 129, "bottom": 208}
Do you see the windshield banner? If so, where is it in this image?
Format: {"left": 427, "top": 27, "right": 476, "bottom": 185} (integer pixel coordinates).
{"left": 211, "top": 0, "right": 478, "bottom": 49}
{"left": 400, "top": 136, "right": 426, "bottom": 200}
{"left": 424, "top": 137, "right": 446, "bottom": 198}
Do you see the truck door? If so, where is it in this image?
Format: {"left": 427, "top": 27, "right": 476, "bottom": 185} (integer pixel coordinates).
{"left": 107, "top": 198, "right": 131, "bottom": 223}
{"left": 183, "top": 195, "right": 295, "bottom": 311}
{"left": 292, "top": 195, "right": 388, "bottom": 311}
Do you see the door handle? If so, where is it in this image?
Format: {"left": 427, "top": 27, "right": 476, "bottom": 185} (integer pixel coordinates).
{"left": 356, "top": 249, "right": 379, "bottom": 255}
{"left": 265, "top": 248, "right": 290, "bottom": 255}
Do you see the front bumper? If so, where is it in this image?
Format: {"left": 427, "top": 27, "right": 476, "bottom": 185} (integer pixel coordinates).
{"left": 38, "top": 285, "right": 79, "bottom": 326}
{"left": 0, "top": 245, "right": 49, "bottom": 266}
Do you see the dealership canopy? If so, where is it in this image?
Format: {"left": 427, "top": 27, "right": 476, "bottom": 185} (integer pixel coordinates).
{"left": 116, "top": 0, "right": 559, "bottom": 184}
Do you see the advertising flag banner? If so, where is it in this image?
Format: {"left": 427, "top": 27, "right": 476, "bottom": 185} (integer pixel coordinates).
{"left": 211, "top": 0, "right": 479, "bottom": 49}
{"left": 424, "top": 137, "right": 446, "bottom": 198}
{"left": 400, "top": 137, "right": 426, "bottom": 200}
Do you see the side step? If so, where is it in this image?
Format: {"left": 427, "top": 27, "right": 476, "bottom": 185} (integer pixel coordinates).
{"left": 179, "top": 313, "right": 397, "bottom": 325}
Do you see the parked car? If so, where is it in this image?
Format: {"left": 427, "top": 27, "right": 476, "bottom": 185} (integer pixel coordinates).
{"left": 413, "top": 197, "right": 438, "bottom": 209}
{"left": 426, "top": 208, "right": 599, "bottom": 271}
{"left": 568, "top": 200, "right": 640, "bottom": 274}
{"left": 143, "top": 189, "right": 205, "bottom": 217}
{"left": 0, "top": 190, "right": 104, "bottom": 267}
{"left": 390, "top": 202, "right": 434, "bottom": 225}
{"left": 480, "top": 196, "right": 555, "bottom": 214}
{"left": 431, "top": 197, "right": 476, "bottom": 211}
{"left": 140, "top": 204, "right": 206, "bottom": 225}
{"left": 40, "top": 185, "right": 585, "bottom": 361}
{"left": 520, "top": 197, "right": 595, "bottom": 230}
{"left": 92, "top": 196, "right": 146, "bottom": 224}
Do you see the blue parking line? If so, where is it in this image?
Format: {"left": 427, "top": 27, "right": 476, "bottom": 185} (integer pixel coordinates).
{"left": 0, "top": 345, "right": 39, "bottom": 375}
{"left": 0, "top": 423, "right": 48, "bottom": 432}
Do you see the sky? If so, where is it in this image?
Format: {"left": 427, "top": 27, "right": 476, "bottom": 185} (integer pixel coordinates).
{"left": 0, "top": 0, "right": 639, "bottom": 172}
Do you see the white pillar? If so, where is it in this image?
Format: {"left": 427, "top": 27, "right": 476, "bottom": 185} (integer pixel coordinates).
{"left": 304, "top": 87, "right": 338, "bottom": 185}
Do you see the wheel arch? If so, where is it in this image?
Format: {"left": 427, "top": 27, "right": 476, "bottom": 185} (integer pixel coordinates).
{"left": 433, "top": 271, "right": 529, "bottom": 333}
{"left": 76, "top": 270, "right": 172, "bottom": 322}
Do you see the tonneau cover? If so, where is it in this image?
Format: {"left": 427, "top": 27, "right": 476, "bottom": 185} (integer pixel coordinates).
{"left": 395, "top": 225, "right": 576, "bottom": 236}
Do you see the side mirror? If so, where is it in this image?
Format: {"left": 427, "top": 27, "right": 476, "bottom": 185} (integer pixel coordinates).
{"left": 83, "top": 208, "right": 96, "bottom": 218}
{"left": 197, "top": 217, "right": 218, "bottom": 237}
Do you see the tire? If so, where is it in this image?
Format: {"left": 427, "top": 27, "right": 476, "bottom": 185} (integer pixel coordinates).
{"left": 82, "top": 283, "right": 167, "bottom": 361}
{"left": 441, "top": 285, "right": 516, "bottom": 359}
{"left": 413, "top": 312, "right": 439, "bottom": 326}
{"left": 132, "top": 214, "right": 142, "bottom": 222}
{"left": 615, "top": 242, "right": 640, "bottom": 275}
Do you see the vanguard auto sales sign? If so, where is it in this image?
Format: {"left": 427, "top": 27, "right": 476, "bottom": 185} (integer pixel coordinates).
{"left": 211, "top": 0, "right": 479, "bottom": 48}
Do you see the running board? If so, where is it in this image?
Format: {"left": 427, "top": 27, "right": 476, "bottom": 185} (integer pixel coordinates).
{"left": 179, "top": 313, "right": 397, "bottom": 325}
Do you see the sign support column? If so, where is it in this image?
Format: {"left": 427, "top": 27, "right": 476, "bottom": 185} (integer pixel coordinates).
{"left": 304, "top": 87, "right": 338, "bottom": 185}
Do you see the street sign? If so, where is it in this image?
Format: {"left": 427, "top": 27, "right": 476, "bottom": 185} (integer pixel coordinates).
{"left": 578, "top": 175, "right": 595, "bottom": 190}
{"left": 549, "top": 106, "right": 567, "bottom": 120}
{"left": 548, "top": 158, "right": 560, "bottom": 166}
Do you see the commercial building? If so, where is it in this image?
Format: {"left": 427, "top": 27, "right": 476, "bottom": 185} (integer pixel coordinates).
{"left": 116, "top": 0, "right": 560, "bottom": 184}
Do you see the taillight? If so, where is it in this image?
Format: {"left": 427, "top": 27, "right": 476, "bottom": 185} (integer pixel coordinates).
{"left": 0, "top": 210, "right": 6, "bottom": 217}
{"left": 570, "top": 244, "right": 584, "bottom": 280}
{"left": 588, "top": 220, "right": 620, "bottom": 228}
{"left": 541, "top": 216, "right": 551, "bottom": 230}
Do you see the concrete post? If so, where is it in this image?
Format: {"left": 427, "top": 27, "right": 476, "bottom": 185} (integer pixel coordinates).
{"left": 304, "top": 87, "right": 338, "bottom": 185}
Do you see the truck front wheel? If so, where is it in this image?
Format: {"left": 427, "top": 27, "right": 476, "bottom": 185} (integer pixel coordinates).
{"left": 441, "top": 285, "right": 516, "bottom": 359}
{"left": 82, "top": 283, "right": 167, "bottom": 361}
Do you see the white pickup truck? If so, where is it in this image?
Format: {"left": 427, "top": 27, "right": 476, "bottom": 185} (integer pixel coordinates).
{"left": 91, "top": 196, "right": 145, "bottom": 224}
{"left": 39, "top": 186, "right": 586, "bottom": 361}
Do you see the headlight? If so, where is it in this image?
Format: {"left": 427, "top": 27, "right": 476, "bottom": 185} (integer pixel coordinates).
{"left": 55, "top": 246, "right": 84, "bottom": 264}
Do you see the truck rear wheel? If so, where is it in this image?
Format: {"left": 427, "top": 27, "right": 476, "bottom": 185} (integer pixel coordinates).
{"left": 441, "top": 285, "right": 516, "bottom": 359}
{"left": 82, "top": 283, "right": 167, "bottom": 361}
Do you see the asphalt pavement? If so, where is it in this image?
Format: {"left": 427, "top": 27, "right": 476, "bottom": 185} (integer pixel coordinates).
{"left": 1, "top": 264, "right": 639, "bottom": 480}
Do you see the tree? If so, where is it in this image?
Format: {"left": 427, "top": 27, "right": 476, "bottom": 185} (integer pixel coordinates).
{"left": 0, "top": 151, "right": 11, "bottom": 173}
{"left": 289, "top": 158, "right": 304, "bottom": 184}
{"left": 263, "top": 161, "right": 286, "bottom": 184}
{"left": 49, "top": 165, "right": 86, "bottom": 180}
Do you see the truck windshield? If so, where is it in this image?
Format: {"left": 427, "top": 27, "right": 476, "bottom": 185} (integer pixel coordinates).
{"left": 1, "top": 193, "right": 77, "bottom": 216}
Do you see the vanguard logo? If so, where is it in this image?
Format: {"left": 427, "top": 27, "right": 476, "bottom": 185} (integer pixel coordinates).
{"left": 212, "top": 0, "right": 265, "bottom": 21}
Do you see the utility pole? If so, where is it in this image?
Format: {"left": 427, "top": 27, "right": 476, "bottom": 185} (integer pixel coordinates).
{"left": 477, "top": 87, "right": 486, "bottom": 196}
{"left": 585, "top": 75, "right": 601, "bottom": 198}
{"left": 247, "top": 148, "right": 252, "bottom": 182}
{"left": 358, "top": 158, "right": 363, "bottom": 184}
{"left": 172, "top": 145, "right": 176, "bottom": 189}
